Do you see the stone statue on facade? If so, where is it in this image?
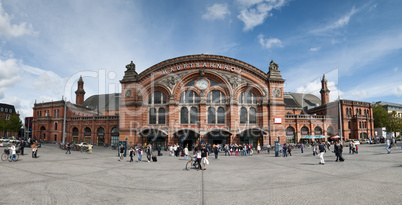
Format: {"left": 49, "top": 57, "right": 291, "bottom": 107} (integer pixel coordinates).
{"left": 269, "top": 60, "right": 278, "bottom": 71}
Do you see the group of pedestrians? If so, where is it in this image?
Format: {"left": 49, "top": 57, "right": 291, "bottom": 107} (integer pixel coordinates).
{"left": 118, "top": 144, "right": 154, "bottom": 163}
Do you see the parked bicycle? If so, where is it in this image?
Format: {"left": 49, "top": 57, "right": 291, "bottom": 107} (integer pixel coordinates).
{"left": 1, "top": 148, "right": 19, "bottom": 161}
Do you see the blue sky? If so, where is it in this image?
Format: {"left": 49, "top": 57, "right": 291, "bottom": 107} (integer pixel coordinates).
{"left": 0, "top": 0, "right": 402, "bottom": 120}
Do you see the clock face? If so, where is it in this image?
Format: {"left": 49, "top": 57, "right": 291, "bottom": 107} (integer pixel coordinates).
{"left": 196, "top": 79, "right": 208, "bottom": 89}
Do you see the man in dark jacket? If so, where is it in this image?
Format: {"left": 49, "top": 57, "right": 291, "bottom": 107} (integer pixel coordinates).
{"left": 318, "top": 142, "right": 325, "bottom": 165}
{"left": 20, "top": 140, "right": 25, "bottom": 155}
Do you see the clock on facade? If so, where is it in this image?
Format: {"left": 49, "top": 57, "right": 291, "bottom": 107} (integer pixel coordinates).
{"left": 196, "top": 79, "right": 208, "bottom": 90}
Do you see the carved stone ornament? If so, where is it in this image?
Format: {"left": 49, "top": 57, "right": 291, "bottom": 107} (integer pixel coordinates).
{"left": 272, "top": 88, "right": 281, "bottom": 98}
{"left": 269, "top": 60, "right": 278, "bottom": 71}
{"left": 124, "top": 89, "right": 132, "bottom": 98}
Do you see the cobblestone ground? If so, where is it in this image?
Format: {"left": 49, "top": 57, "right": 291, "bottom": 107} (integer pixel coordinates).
{"left": 0, "top": 143, "right": 401, "bottom": 205}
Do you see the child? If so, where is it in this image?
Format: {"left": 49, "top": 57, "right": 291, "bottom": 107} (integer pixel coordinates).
{"left": 355, "top": 145, "right": 358, "bottom": 154}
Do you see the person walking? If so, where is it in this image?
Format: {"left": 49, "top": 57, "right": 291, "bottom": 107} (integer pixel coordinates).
{"left": 386, "top": 138, "right": 391, "bottom": 154}
{"left": 157, "top": 145, "right": 161, "bottom": 156}
{"left": 31, "top": 142, "right": 38, "bottom": 158}
{"left": 301, "top": 143, "right": 304, "bottom": 153}
{"left": 9, "top": 143, "right": 17, "bottom": 162}
{"left": 119, "top": 144, "right": 125, "bottom": 161}
{"left": 318, "top": 142, "right": 325, "bottom": 165}
{"left": 66, "top": 142, "right": 71, "bottom": 154}
{"left": 267, "top": 144, "right": 271, "bottom": 154}
{"left": 257, "top": 144, "right": 261, "bottom": 154}
{"left": 201, "top": 145, "right": 208, "bottom": 170}
{"left": 20, "top": 140, "right": 25, "bottom": 155}
{"left": 184, "top": 145, "right": 189, "bottom": 160}
{"left": 351, "top": 141, "right": 356, "bottom": 154}
{"left": 137, "top": 147, "right": 143, "bottom": 162}
{"left": 213, "top": 145, "right": 219, "bottom": 159}
{"left": 349, "top": 141, "right": 352, "bottom": 154}
{"left": 146, "top": 144, "right": 152, "bottom": 162}
{"left": 195, "top": 147, "right": 202, "bottom": 171}
{"left": 283, "top": 143, "right": 288, "bottom": 157}
{"left": 129, "top": 147, "right": 135, "bottom": 162}
{"left": 288, "top": 145, "right": 292, "bottom": 156}
{"left": 337, "top": 141, "right": 344, "bottom": 161}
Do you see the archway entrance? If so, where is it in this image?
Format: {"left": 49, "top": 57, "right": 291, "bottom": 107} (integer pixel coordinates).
{"left": 72, "top": 127, "right": 79, "bottom": 143}
{"left": 140, "top": 129, "right": 168, "bottom": 151}
{"left": 40, "top": 126, "right": 46, "bottom": 141}
{"left": 239, "top": 128, "right": 266, "bottom": 148}
{"left": 286, "top": 126, "right": 296, "bottom": 144}
{"left": 84, "top": 127, "right": 91, "bottom": 143}
{"left": 97, "top": 127, "right": 105, "bottom": 146}
{"left": 173, "top": 129, "right": 200, "bottom": 151}
{"left": 205, "top": 128, "right": 232, "bottom": 146}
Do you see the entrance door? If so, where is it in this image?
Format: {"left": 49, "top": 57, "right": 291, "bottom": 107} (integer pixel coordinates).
{"left": 97, "top": 136, "right": 104, "bottom": 146}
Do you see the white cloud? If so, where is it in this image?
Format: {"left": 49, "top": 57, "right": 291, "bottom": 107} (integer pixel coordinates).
{"left": 311, "top": 7, "right": 357, "bottom": 34}
{"left": 202, "top": 3, "right": 230, "bottom": 20}
{"left": 237, "top": 0, "right": 288, "bottom": 31}
{"left": 0, "top": 2, "right": 36, "bottom": 38}
{"left": 0, "top": 58, "right": 21, "bottom": 98}
{"left": 393, "top": 67, "right": 398, "bottom": 72}
{"left": 258, "top": 34, "right": 282, "bottom": 48}
{"left": 309, "top": 47, "right": 320, "bottom": 52}
{"left": 22, "top": 65, "right": 65, "bottom": 96}
{"left": 395, "top": 85, "right": 402, "bottom": 97}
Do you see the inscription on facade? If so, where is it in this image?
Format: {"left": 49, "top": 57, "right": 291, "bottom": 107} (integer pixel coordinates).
{"left": 161, "top": 62, "right": 242, "bottom": 75}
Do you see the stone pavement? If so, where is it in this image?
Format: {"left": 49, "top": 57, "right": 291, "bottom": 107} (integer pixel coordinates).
{"left": 0, "top": 143, "right": 402, "bottom": 205}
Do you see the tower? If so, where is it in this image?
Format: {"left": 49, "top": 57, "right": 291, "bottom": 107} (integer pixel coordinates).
{"left": 320, "top": 74, "right": 330, "bottom": 104}
{"left": 75, "top": 76, "right": 85, "bottom": 105}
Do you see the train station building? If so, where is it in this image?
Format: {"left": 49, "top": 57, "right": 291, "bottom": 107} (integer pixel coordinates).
{"left": 32, "top": 54, "right": 374, "bottom": 149}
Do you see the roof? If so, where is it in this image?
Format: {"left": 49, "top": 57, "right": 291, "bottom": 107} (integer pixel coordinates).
{"left": 83, "top": 93, "right": 121, "bottom": 112}
{"left": 376, "top": 101, "right": 402, "bottom": 108}
{"left": 284, "top": 92, "right": 321, "bottom": 109}
{"left": 0, "top": 103, "right": 16, "bottom": 114}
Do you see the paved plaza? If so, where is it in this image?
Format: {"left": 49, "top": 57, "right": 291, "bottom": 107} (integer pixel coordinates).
{"left": 0, "top": 143, "right": 402, "bottom": 205}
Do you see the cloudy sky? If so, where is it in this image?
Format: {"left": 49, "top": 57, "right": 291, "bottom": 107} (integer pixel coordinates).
{"left": 1, "top": 0, "right": 402, "bottom": 120}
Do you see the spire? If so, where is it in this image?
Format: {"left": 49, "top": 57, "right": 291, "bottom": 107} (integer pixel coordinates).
{"left": 320, "top": 74, "right": 330, "bottom": 104}
{"left": 75, "top": 76, "right": 85, "bottom": 105}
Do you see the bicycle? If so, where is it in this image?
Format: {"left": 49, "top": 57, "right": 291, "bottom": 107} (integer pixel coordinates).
{"left": 1, "top": 148, "right": 19, "bottom": 161}
{"left": 185, "top": 157, "right": 200, "bottom": 171}
{"left": 80, "top": 146, "right": 89, "bottom": 153}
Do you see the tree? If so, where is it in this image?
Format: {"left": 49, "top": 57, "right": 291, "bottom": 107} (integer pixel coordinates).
{"left": 0, "top": 114, "right": 22, "bottom": 137}
{"left": 387, "top": 111, "right": 402, "bottom": 138}
{"left": 373, "top": 103, "right": 388, "bottom": 128}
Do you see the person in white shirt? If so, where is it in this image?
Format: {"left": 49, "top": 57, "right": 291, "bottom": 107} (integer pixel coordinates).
{"left": 9, "top": 143, "right": 17, "bottom": 162}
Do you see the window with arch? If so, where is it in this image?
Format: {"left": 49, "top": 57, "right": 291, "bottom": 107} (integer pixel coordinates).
{"left": 240, "top": 107, "right": 247, "bottom": 124}
{"left": 217, "top": 107, "right": 225, "bottom": 124}
{"left": 239, "top": 91, "right": 257, "bottom": 104}
{"left": 314, "top": 126, "right": 322, "bottom": 135}
{"left": 149, "top": 108, "right": 157, "bottom": 124}
{"left": 181, "top": 107, "right": 188, "bottom": 124}
{"left": 158, "top": 108, "right": 166, "bottom": 124}
{"left": 180, "top": 90, "right": 199, "bottom": 104}
{"left": 249, "top": 107, "right": 256, "bottom": 124}
{"left": 207, "top": 90, "right": 226, "bottom": 104}
{"left": 190, "top": 107, "right": 198, "bottom": 124}
{"left": 301, "top": 126, "right": 309, "bottom": 136}
{"left": 148, "top": 91, "right": 166, "bottom": 104}
{"left": 208, "top": 107, "right": 216, "bottom": 124}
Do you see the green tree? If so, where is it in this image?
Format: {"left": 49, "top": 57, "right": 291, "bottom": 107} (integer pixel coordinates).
{"left": 373, "top": 103, "right": 389, "bottom": 128}
{"left": 387, "top": 111, "right": 402, "bottom": 138}
{"left": 7, "top": 114, "right": 22, "bottom": 132}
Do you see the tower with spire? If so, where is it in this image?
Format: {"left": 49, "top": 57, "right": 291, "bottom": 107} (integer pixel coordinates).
{"left": 75, "top": 76, "right": 86, "bottom": 105}
{"left": 320, "top": 74, "right": 330, "bottom": 104}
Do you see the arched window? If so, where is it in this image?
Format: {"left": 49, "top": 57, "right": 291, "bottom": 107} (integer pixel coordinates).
{"left": 148, "top": 91, "right": 166, "bottom": 104}
{"left": 208, "top": 107, "right": 216, "bottom": 124}
{"left": 314, "top": 126, "right": 322, "bottom": 135}
{"left": 249, "top": 107, "right": 256, "bottom": 124}
{"left": 149, "top": 108, "right": 157, "bottom": 124}
{"left": 217, "top": 107, "right": 225, "bottom": 124}
{"left": 72, "top": 127, "right": 79, "bottom": 135}
{"left": 240, "top": 107, "right": 247, "bottom": 124}
{"left": 239, "top": 91, "right": 257, "bottom": 104}
{"left": 301, "top": 126, "right": 309, "bottom": 136}
{"left": 190, "top": 107, "right": 198, "bottom": 124}
{"left": 158, "top": 108, "right": 165, "bottom": 124}
{"left": 180, "top": 90, "right": 199, "bottom": 104}
{"left": 207, "top": 91, "right": 225, "bottom": 104}
{"left": 181, "top": 107, "right": 188, "bottom": 124}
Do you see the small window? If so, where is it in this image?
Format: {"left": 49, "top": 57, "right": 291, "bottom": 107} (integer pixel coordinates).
{"left": 181, "top": 107, "right": 188, "bottom": 124}
{"left": 217, "top": 107, "right": 225, "bottom": 124}
{"left": 190, "top": 107, "right": 198, "bottom": 124}
{"left": 208, "top": 107, "right": 216, "bottom": 124}
{"left": 240, "top": 107, "right": 247, "bottom": 124}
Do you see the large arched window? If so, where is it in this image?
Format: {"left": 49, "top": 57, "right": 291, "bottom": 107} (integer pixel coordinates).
{"left": 327, "top": 126, "right": 334, "bottom": 136}
{"left": 207, "top": 91, "right": 225, "bottom": 104}
{"left": 301, "top": 126, "right": 309, "bottom": 137}
{"left": 249, "top": 107, "right": 256, "bottom": 124}
{"left": 208, "top": 107, "right": 216, "bottom": 124}
{"left": 149, "top": 108, "right": 157, "bottom": 124}
{"left": 314, "top": 126, "right": 322, "bottom": 135}
{"left": 180, "top": 90, "right": 199, "bottom": 104}
{"left": 240, "top": 107, "right": 247, "bottom": 124}
{"left": 239, "top": 91, "right": 257, "bottom": 104}
{"left": 148, "top": 91, "right": 166, "bottom": 104}
{"left": 158, "top": 108, "right": 165, "bottom": 124}
{"left": 190, "top": 107, "right": 198, "bottom": 124}
{"left": 181, "top": 107, "right": 188, "bottom": 124}
{"left": 217, "top": 107, "right": 225, "bottom": 124}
